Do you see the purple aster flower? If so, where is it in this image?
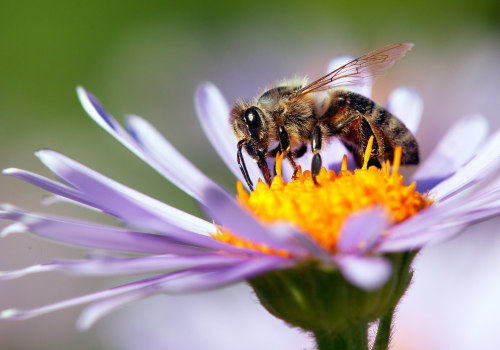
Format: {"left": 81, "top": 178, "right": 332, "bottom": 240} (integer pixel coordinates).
{"left": 1, "top": 52, "right": 500, "bottom": 349}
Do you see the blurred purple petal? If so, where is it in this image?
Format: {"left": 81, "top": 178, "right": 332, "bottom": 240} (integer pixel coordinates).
{"left": 3, "top": 168, "right": 93, "bottom": 206}
{"left": 195, "top": 82, "right": 261, "bottom": 188}
{"left": 126, "top": 115, "right": 227, "bottom": 204}
{"left": 160, "top": 256, "right": 293, "bottom": 292}
{"left": 0, "top": 254, "right": 244, "bottom": 280}
{"left": 386, "top": 86, "right": 423, "bottom": 134}
{"left": 379, "top": 179, "right": 500, "bottom": 252}
{"left": 430, "top": 129, "right": 500, "bottom": 201}
{"left": 78, "top": 87, "right": 222, "bottom": 202}
{"left": 378, "top": 223, "right": 466, "bottom": 252}
{"left": 337, "top": 207, "right": 390, "bottom": 254}
{"left": 35, "top": 150, "right": 214, "bottom": 237}
{"left": 334, "top": 255, "right": 392, "bottom": 290}
{"left": 0, "top": 264, "right": 58, "bottom": 280}
{"left": 76, "top": 256, "right": 289, "bottom": 331}
{"left": 0, "top": 206, "right": 219, "bottom": 253}
{"left": 77, "top": 287, "right": 155, "bottom": 331}
{"left": 54, "top": 254, "right": 245, "bottom": 276}
{"left": 0, "top": 272, "right": 182, "bottom": 321}
{"left": 413, "top": 114, "right": 489, "bottom": 193}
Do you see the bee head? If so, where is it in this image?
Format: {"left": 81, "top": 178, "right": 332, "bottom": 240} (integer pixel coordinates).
{"left": 230, "top": 104, "right": 269, "bottom": 160}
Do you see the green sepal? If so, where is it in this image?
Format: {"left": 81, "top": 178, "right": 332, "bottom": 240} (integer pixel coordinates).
{"left": 248, "top": 251, "right": 415, "bottom": 335}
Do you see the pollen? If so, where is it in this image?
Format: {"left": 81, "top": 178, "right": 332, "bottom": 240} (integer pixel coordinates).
{"left": 213, "top": 137, "right": 432, "bottom": 256}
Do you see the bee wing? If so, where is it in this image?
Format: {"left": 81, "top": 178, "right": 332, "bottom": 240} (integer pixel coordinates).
{"left": 296, "top": 43, "right": 414, "bottom": 95}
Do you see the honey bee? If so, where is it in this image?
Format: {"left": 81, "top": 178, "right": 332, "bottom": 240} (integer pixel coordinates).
{"left": 230, "top": 43, "right": 419, "bottom": 191}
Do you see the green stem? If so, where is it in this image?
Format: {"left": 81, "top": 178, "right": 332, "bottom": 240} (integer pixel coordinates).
{"left": 372, "top": 307, "right": 395, "bottom": 350}
{"left": 313, "top": 323, "right": 368, "bottom": 350}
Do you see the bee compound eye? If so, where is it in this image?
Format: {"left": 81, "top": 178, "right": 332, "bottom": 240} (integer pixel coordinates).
{"left": 244, "top": 107, "right": 261, "bottom": 128}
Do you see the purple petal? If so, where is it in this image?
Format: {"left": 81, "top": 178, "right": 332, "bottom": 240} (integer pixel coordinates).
{"left": 337, "top": 207, "right": 390, "bottom": 254}
{"left": 126, "top": 115, "right": 228, "bottom": 205}
{"left": 41, "top": 194, "right": 102, "bottom": 212}
{"left": 377, "top": 223, "right": 467, "bottom": 252}
{"left": 3, "top": 168, "right": 93, "bottom": 207}
{"left": 77, "top": 256, "right": 289, "bottom": 330}
{"left": 76, "top": 255, "right": 288, "bottom": 330}
{"left": 334, "top": 255, "right": 392, "bottom": 290}
{"left": 429, "top": 129, "right": 500, "bottom": 201}
{"left": 0, "top": 272, "right": 185, "bottom": 321}
{"left": 195, "top": 82, "right": 261, "bottom": 188}
{"left": 413, "top": 114, "right": 489, "bottom": 193}
{"left": 377, "top": 180, "right": 500, "bottom": 252}
{"left": 35, "top": 150, "right": 215, "bottom": 238}
{"left": 324, "top": 139, "right": 357, "bottom": 172}
{"left": 77, "top": 287, "right": 154, "bottom": 331}
{"left": 78, "top": 87, "right": 222, "bottom": 203}
{"left": 3, "top": 165, "right": 225, "bottom": 248}
{"left": 0, "top": 205, "right": 216, "bottom": 253}
{"left": 159, "top": 256, "right": 293, "bottom": 292}
{"left": 201, "top": 187, "right": 310, "bottom": 257}
{"left": 0, "top": 254, "right": 244, "bottom": 281}
{"left": 0, "top": 264, "right": 58, "bottom": 280}
{"left": 385, "top": 86, "right": 423, "bottom": 135}
{"left": 77, "top": 87, "right": 126, "bottom": 134}
{"left": 270, "top": 222, "right": 327, "bottom": 258}
{"left": 326, "top": 55, "right": 372, "bottom": 98}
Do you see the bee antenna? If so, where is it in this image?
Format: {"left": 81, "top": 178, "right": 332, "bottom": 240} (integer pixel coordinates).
{"left": 237, "top": 140, "right": 254, "bottom": 191}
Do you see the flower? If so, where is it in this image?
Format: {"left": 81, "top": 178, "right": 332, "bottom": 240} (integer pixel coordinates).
{"left": 1, "top": 54, "right": 500, "bottom": 344}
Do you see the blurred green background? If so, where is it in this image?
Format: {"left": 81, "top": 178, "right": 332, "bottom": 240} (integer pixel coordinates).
{"left": 0, "top": 0, "right": 499, "bottom": 349}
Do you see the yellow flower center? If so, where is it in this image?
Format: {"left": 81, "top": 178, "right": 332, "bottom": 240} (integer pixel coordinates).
{"left": 213, "top": 137, "right": 432, "bottom": 257}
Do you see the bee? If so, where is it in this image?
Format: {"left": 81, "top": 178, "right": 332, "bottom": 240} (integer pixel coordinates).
{"left": 230, "top": 43, "right": 419, "bottom": 191}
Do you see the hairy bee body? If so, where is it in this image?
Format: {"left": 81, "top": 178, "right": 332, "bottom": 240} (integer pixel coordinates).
{"left": 230, "top": 43, "right": 418, "bottom": 190}
{"left": 320, "top": 89, "right": 419, "bottom": 167}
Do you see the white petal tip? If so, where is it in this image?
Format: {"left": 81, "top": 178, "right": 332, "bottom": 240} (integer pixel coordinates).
{"left": 34, "top": 149, "right": 51, "bottom": 160}
{"left": 76, "top": 317, "right": 93, "bottom": 332}
{"left": 2, "top": 168, "right": 18, "bottom": 175}
{"left": 1, "top": 223, "right": 28, "bottom": 237}
{"left": 76, "top": 85, "right": 86, "bottom": 96}
{"left": 386, "top": 86, "right": 423, "bottom": 134}
{"left": 338, "top": 256, "right": 392, "bottom": 291}
{"left": 196, "top": 81, "right": 215, "bottom": 92}
{"left": 0, "top": 309, "right": 21, "bottom": 319}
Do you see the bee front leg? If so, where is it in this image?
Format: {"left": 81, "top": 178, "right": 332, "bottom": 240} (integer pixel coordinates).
{"left": 277, "top": 126, "right": 299, "bottom": 177}
{"left": 311, "top": 125, "right": 322, "bottom": 185}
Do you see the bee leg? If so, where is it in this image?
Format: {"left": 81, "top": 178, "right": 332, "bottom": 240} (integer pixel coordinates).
{"left": 237, "top": 140, "right": 254, "bottom": 191}
{"left": 277, "top": 126, "right": 299, "bottom": 177}
{"left": 311, "top": 125, "right": 322, "bottom": 185}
